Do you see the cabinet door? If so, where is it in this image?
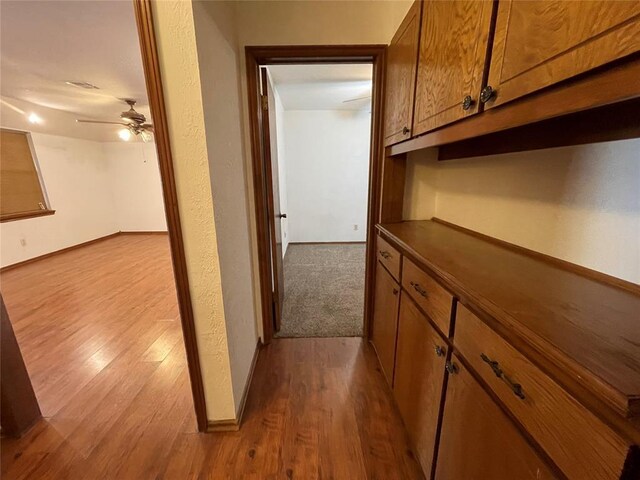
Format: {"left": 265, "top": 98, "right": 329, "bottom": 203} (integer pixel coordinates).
{"left": 412, "top": 0, "right": 495, "bottom": 135}
{"left": 370, "top": 262, "right": 400, "bottom": 386}
{"left": 485, "top": 1, "right": 640, "bottom": 109}
{"left": 393, "top": 296, "right": 447, "bottom": 476}
{"left": 383, "top": 0, "right": 422, "bottom": 146}
{"left": 435, "top": 355, "right": 558, "bottom": 480}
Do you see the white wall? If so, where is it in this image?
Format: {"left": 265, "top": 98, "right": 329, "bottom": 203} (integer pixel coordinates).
{"left": 403, "top": 139, "right": 640, "bottom": 284}
{"left": 270, "top": 74, "right": 290, "bottom": 256}
{"left": 1, "top": 133, "right": 118, "bottom": 267}
{"left": 104, "top": 142, "right": 167, "bottom": 232}
{"left": 283, "top": 110, "right": 371, "bottom": 243}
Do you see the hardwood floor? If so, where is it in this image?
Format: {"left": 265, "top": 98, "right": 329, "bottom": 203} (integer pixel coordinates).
{"left": 1, "top": 235, "right": 423, "bottom": 479}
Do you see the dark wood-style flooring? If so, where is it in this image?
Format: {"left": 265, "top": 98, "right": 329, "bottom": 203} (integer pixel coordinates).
{"left": 1, "top": 235, "right": 423, "bottom": 479}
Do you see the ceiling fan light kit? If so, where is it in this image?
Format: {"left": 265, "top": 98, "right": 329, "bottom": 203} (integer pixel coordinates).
{"left": 76, "top": 98, "right": 154, "bottom": 142}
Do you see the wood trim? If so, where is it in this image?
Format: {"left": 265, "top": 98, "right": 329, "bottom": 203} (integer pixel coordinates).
{"left": 288, "top": 241, "right": 366, "bottom": 246}
{"left": 245, "top": 45, "right": 386, "bottom": 344}
{"left": 133, "top": 0, "right": 208, "bottom": 432}
{"left": 1, "top": 209, "right": 55, "bottom": 223}
{"left": 438, "top": 98, "right": 640, "bottom": 160}
{"left": 235, "top": 340, "right": 262, "bottom": 427}
{"left": 389, "top": 56, "right": 640, "bottom": 156}
{"left": 206, "top": 340, "right": 262, "bottom": 433}
{"left": 0, "top": 232, "right": 121, "bottom": 272}
{"left": 431, "top": 217, "right": 640, "bottom": 296}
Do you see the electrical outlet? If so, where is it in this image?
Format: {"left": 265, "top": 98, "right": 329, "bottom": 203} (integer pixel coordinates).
{"left": 353, "top": 224, "right": 359, "bottom": 231}
{"left": 20, "top": 238, "right": 27, "bottom": 247}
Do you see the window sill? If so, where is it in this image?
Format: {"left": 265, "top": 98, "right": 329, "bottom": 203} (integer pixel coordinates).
{"left": 1, "top": 209, "right": 56, "bottom": 223}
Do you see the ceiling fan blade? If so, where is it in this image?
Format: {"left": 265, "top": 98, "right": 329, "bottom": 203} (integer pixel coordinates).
{"left": 342, "top": 95, "right": 372, "bottom": 104}
{"left": 76, "top": 119, "right": 129, "bottom": 126}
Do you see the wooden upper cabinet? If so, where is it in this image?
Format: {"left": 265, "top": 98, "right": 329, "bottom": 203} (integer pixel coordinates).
{"left": 485, "top": 1, "right": 640, "bottom": 109}
{"left": 384, "top": 0, "right": 422, "bottom": 146}
{"left": 412, "top": 0, "right": 495, "bottom": 135}
{"left": 435, "top": 355, "right": 558, "bottom": 480}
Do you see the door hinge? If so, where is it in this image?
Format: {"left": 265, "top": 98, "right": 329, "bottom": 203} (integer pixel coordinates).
{"left": 261, "top": 95, "right": 268, "bottom": 111}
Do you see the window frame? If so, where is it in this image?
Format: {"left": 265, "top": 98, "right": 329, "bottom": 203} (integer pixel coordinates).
{"left": 0, "top": 128, "right": 55, "bottom": 223}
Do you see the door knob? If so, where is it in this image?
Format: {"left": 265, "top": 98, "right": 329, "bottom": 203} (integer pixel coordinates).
{"left": 277, "top": 213, "right": 287, "bottom": 219}
{"left": 480, "top": 85, "right": 496, "bottom": 103}
{"left": 462, "top": 95, "right": 474, "bottom": 111}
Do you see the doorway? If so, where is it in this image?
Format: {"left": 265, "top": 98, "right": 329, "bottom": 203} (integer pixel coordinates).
{"left": 0, "top": 0, "right": 206, "bottom": 457}
{"left": 245, "top": 46, "right": 386, "bottom": 343}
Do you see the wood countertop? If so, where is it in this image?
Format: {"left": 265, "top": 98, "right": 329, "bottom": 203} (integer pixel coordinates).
{"left": 377, "top": 220, "right": 640, "bottom": 421}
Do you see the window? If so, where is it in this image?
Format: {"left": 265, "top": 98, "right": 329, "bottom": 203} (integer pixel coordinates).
{"left": 1, "top": 129, "right": 54, "bottom": 222}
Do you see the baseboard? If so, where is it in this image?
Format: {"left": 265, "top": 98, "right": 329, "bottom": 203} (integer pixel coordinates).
{"left": 205, "top": 340, "right": 262, "bottom": 433}
{"left": 120, "top": 231, "right": 169, "bottom": 235}
{"left": 288, "top": 241, "right": 366, "bottom": 245}
{"left": 0, "top": 232, "right": 121, "bottom": 272}
{"left": 1, "top": 231, "right": 169, "bottom": 272}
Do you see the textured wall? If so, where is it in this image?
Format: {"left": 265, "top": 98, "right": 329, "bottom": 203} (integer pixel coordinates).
{"left": 193, "top": 0, "right": 259, "bottom": 415}
{"left": 153, "top": 0, "right": 236, "bottom": 421}
{"left": 404, "top": 140, "right": 640, "bottom": 284}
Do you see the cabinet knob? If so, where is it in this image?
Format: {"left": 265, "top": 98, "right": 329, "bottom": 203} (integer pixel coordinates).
{"left": 392, "top": 288, "right": 399, "bottom": 295}
{"left": 402, "top": 126, "right": 410, "bottom": 135}
{"left": 435, "top": 345, "right": 446, "bottom": 357}
{"left": 462, "top": 95, "right": 474, "bottom": 111}
{"left": 480, "top": 85, "right": 496, "bottom": 103}
{"left": 445, "top": 361, "right": 459, "bottom": 375}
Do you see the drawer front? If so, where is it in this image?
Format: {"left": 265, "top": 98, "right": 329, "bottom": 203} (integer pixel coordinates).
{"left": 455, "top": 303, "right": 630, "bottom": 480}
{"left": 401, "top": 258, "right": 453, "bottom": 336}
{"left": 376, "top": 235, "right": 401, "bottom": 281}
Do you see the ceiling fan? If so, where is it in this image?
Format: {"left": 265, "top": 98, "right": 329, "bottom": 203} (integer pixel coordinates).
{"left": 76, "top": 99, "right": 154, "bottom": 142}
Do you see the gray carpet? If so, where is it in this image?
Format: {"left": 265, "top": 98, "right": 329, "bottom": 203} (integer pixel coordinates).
{"left": 275, "top": 243, "right": 366, "bottom": 338}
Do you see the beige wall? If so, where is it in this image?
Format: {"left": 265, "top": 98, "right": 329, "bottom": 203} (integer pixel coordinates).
{"left": 404, "top": 140, "right": 640, "bottom": 284}
{"left": 153, "top": 0, "right": 236, "bottom": 421}
{"left": 193, "top": 0, "right": 259, "bottom": 415}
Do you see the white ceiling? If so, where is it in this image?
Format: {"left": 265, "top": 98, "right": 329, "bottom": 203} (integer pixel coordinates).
{"left": 0, "top": 0, "right": 150, "bottom": 139}
{"left": 268, "top": 64, "right": 373, "bottom": 111}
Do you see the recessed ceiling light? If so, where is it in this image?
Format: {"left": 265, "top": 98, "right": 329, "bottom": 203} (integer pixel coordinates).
{"left": 28, "top": 113, "right": 43, "bottom": 124}
{"left": 65, "top": 81, "right": 100, "bottom": 90}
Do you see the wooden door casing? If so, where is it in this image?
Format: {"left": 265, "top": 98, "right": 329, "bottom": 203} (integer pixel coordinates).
{"left": 261, "top": 69, "right": 285, "bottom": 332}
{"left": 370, "top": 262, "right": 401, "bottom": 386}
{"left": 486, "top": 0, "right": 640, "bottom": 109}
{"left": 383, "top": 0, "right": 422, "bottom": 146}
{"left": 435, "top": 355, "right": 559, "bottom": 480}
{"left": 393, "top": 295, "right": 448, "bottom": 477}
{"left": 412, "top": 0, "right": 495, "bottom": 135}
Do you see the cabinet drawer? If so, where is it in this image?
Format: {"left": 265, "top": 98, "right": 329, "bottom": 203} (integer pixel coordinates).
{"left": 455, "top": 303, "right": 631, "bottom": 480}
{"left": 401, "top": 258, "right": 453, "bottom": 336}
{"left": 376, "top": 235, "right": 401, "bottom": 282}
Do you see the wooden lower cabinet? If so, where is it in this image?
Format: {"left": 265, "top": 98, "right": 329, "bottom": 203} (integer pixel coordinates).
{"left": 435, "top": 354, "right": 558, "bottom": 480}
{"left": 370, "top": 261, "right": 400, "bottom": 386}
{"left": 393, "top": 295, "right": 448, "bottom": 476}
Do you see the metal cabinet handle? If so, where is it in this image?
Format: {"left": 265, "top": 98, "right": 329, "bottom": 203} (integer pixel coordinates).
{"left": 379, "top": 250, "right": 391, "bottom": 259}
{"left": 409, "top": 281, "right": 428, "bottom": 298}
{"left": 462, "top": 95, "right": 474, "bottom": 111}
{"left": 480, "top": 353, "right": 525, "bottom": 399}
{"left": 392, "top": 288, "right": 399, "bottom": 296}
{"left": 402, "top": 126, "right": 410, "bottom": 135}
{"left": 434, "top": 345, "right": 446, "bottom": 357}
{"left": 277, "top": 213, "right": 287, "bottom": 219}
{"left": 479, "top": 85, "right": 496, "bottom": 103}
{"left": 445, "top": 361, "right": 458, "bottom": 375}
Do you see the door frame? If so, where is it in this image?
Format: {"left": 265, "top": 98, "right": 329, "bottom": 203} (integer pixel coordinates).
{"left": 245, "top": 45, "right": 387, "bottom": 344}
{"left": 133, "top": 0, "right": 207, "bottom": 432}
